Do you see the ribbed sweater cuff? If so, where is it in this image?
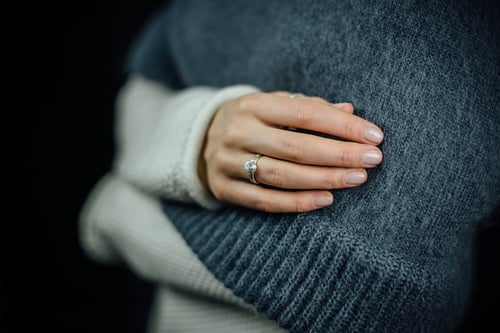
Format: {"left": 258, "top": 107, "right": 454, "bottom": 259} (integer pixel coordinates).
{"left": 162, "top": 202, "right": 467, "bottom": 333}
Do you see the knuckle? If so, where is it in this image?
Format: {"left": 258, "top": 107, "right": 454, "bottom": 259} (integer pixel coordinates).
{"left": 338, "top": 149, "right": 352, "bottom": 165}
{"left": 235, "top": 92, "right": 260, "bottom": 112}
{"left": 209, "top": 178, "right": 226, "bottom": 201}
{"left": 206, "top": 152, "right": 232, "bottom": 182}
{"left": 203, "top": 145, "right": 214, "bottom": 163}
{"left": 282, "top": 135, "right": 301, "bottom": 160}
{"left": 268, "top": 167, "right": 286, "bottom": 188}
{"left": 211, "top": 151, "right": 226, "bottom": 169}
{"left": 343, "top": 119, "right": 355, "bottom": 136}
{"left": 294, "top": 101, "right": 316, "bottom": 125}
{"left": 254, "top": 194, "right": 309, "bottom": 213}
{"left": 293, "top": 195, "right": 311, "bottom": 212}
{"left": 294, "top": 198, "right": 302, "bottom": 212}
{"left": 204, "top": 148, "right": 220, "bottom": 172}
{"left": 320, "top": 172, "right": 337, "bottom": 189}
{"left": 254, "top": 197, "right": 273, "bottom": 212}
{"left": 212, "top": 189, "right": 224, "bottom": 201}
{"left": 221, "top": 124, "right": 243, "bottom": 147}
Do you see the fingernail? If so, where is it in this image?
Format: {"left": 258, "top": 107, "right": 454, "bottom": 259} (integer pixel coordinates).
{"left": 314, "top": 195, "right": 333, "bottom": 208}
{"left": 364, "top": 127, "right": 384, "bottom": 144}
{"left": 363, "top": 151, "right": 383, "bottom": 165}
{"left": 344, "top": 171, "right": 367, "bottom": 185}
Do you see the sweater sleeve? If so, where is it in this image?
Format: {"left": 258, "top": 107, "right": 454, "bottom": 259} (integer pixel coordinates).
{"left": 113, "top": 75, "right": 259, "bottom": 209}
{"left": 115, "top": 3, "right": 260, "bottom": 208}
{"left": 79, "top": 173, "right": 249, "bottom": 308}
{"left": 78, "top": 173, "right": 287, "bottom": 330}
{"left": 125, "top": 3, "right": 183, "bottom": 89}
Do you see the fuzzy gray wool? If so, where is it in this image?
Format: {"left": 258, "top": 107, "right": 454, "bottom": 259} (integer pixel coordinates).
{"left": 127, "top": 0, "right": 499, "bottom": 331}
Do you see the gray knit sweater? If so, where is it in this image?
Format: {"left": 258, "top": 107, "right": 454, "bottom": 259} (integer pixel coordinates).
{"left": 127, "top": 0, "right": 499, "bottom": 332}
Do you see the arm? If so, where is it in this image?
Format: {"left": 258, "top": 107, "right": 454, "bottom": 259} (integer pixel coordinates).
{"left": 82, "top": 1, "right": 500, "bottom": 332}
{"left": 79, "top": 173, "right": 249, "bottom": 308}
{"left": 112, "top": 4, "right": 261, "bottom": 208}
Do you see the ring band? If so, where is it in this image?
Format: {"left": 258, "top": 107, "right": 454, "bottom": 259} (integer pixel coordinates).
{"left": 244, "top": 154, "right": 262, "bottom": 184}
{"left": 289, "top": 93, "right": 304, "bottom": 99}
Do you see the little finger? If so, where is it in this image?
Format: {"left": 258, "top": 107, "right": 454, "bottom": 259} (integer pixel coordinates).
{"left": 218, "top": 179, "right": 334, "bottom": 213}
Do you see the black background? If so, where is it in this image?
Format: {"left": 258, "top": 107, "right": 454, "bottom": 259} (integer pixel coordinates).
{"left": 28, "top": 1, "right": 165, "bottom": 332}
{"left": 23, "top": 1, "right": 499, "bottom": 332}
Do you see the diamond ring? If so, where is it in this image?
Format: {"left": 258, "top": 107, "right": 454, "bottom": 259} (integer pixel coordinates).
{"left": 244, "top": 154, "right": 262, "bottom": 184}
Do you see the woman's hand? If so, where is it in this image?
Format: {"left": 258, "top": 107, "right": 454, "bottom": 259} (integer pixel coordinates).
{"left": 200, "top": 92, "right": 384, "bottom": 213}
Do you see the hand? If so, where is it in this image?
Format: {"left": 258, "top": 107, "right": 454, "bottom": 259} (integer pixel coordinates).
{"left": 200, "top": 92, "right": 384, "bottom": 213}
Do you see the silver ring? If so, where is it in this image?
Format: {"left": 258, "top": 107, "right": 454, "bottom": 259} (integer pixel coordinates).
{"left": 244, "top": 154, "right": 262, "bottom": 184}
{"left": 289, "top": 93, "right": 304, "bottom": 99}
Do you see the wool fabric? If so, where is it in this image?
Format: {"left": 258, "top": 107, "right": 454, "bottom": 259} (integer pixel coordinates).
{"left": 128, "top": 0, "right": 499, "bottom": 332}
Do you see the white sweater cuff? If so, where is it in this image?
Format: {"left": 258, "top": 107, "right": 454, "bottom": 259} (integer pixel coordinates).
{"left": 182, "top": 85, "right": 260, "bottom": 209}
{"left": 114, "top": 76, "right": 260, "bottom": 209}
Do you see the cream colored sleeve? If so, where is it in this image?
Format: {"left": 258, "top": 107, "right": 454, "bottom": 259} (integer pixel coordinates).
{"left": 79, "top": 174, "right": 248, "bottom": 307}
{"left": 78, "top": 174, "right": 286, "bottom": 332}
{"left": 113, "top": 75, "right": 260, "bottom": 209}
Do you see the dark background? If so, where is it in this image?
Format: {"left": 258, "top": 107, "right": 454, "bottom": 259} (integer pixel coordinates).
{"left": 28, "top": 1, "right": 166, "bottom": 332}
{"left": 24, "top": 1, "right": 499, "bottom": 332}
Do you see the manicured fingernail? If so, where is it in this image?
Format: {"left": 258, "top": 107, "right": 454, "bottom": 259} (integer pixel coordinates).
{"left": 314, "top": 195, "right": 333, "bottom": 208}
{"left": 363, "top": 151, "right": 383, "bottom": 165}
{"left": 364, "top": 127, "right": 384, "bottom": 144}
{"left": 344, "top": 171, "right": 367, "bottom": 185}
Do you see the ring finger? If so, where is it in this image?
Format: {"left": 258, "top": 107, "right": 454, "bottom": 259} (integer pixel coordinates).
{"left": 231, "top": 153, "right": 368, "bottom": 189}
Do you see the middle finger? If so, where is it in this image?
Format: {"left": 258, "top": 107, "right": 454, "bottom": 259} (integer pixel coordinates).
{"left": 244, "top": 127, "right": 383, "bottom": 168}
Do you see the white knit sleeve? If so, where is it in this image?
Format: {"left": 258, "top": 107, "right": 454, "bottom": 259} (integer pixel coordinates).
{"left": 113, "top": 75, "right": 260, "bottom": 209}
{"left": 79, "top": 174, "right": 248, "bottom": 307}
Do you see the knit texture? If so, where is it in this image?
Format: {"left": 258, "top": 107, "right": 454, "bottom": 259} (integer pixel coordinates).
{"left": 79, "top": 174, "right": 288, "bottom": 332}
{"left": 129, "top": 0, "right": 499, "bottom": 332}
{"left": 114, "top": 76, "right": 258, "bottom": 209}
{"left": 149, "top": 286, "right": 286, "bottom": 333}
{"left": 79, "top": 174, "right": 244, "bottom": 305}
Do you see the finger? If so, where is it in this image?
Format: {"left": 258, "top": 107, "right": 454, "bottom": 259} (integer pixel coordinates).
{"left": 251, "top": 94, "right": 384, "bottom": 145}
{"left": 332, "top": 102, "right": 354, "bottom": 114}
{"left": 242, "top": 127, "right": 383, "bottom": 168}
{"left": 271, "top": 91, "right": 354, "bottom": 114}
{"left": 255, "top": 157, "right": 368, "bottom": 189}
{"left": 216, "top": 178, "right": 334, "bottom": 213}
{"left": 225, "top": 153, "right": 368, "bottom": 189}
{"left": 272, "top": 91, "right": 327, "bottom": 105}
